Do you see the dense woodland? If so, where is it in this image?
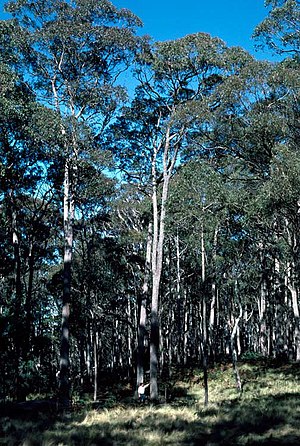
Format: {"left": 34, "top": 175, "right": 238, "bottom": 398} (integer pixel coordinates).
{"left": 0, "top": 0, "right": 299, "bottom": 408}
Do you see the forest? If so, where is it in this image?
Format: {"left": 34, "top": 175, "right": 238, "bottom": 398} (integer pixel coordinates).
{"left": 0, "top": 0, "right": 299, "bottom": 443}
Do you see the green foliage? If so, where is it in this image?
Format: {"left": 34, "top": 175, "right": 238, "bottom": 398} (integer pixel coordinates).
{"left": 240, "top": 351, "right": 266, "bottom": 361}
{"left": 4, "top": 0, "right": 142, "bottom": 123}
{"left": 253, "top": 0, "right": 300, "bottom": 56}
{"left": 0, "top": 0, "right": 300, "bottom": 422}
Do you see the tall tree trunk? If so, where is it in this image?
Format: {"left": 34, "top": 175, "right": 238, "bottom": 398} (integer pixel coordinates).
{"left": 283, "top": 219, "right": 300, "bottom": 361}
{"left": 201, "top": 221, "right": 209, "bottom": 406}
{"left": 136, "top": 222, "right": 152, "bottom": 390}
{"left": 202, "top": 299, "right": 209, "bottom": 406}
{"left": 183, "top": 289, "right": 189, "bottom": 366}
{"left": 25, "top": 241, "right": 34, "bottom": 360}
{"left": 59, "top": 159, "right": 74, "bottom": 408}
{"left": 149, "top": 122, "right": 181, "bottom": 401}
{"left": 150, "top": 177, "right": 161, "bottom": 401}
{"left": 93, "top": 331, "right": 98, "bottom": 402}
{"left": 175, "top": 232, "right": 184, "bottom": 365}
{"left": 230, "top": 303, "right": 242, "bottom": 394}
{"left": 53, "top": 77, "right": 75, "bottom": 408}
{"left": 86, "top": 323, "right": 92, "bottom": 386}
{"left": 127, "top": 295, "right": 133, "bottom": 377}
{"left": 137, "top": 298, "right": 147, "bottom": 387}
{"left": 209, "top": 226, "right": 219, "bottom": 362}
{"left": 287, "top": 261, "right": 300, "bottom": 361}
{"left": 258, "top": 246, "right": 268, "bottom": 357}
{"left": 11, "top": 198, "right": 23, "bottom": 401}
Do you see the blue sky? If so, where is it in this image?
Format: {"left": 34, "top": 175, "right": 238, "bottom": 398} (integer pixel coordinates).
{"left": 113, "top": 0, "right": 272, "bottom": 60}
{"left": 0, "top": 0, "right": 272, "bottom": 60}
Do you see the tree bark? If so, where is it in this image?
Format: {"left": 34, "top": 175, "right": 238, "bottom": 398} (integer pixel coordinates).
{"left": 201, "top": 221, "right": 209, "bottom": 406}
{"left": 150, "top": 124, "right": 179, "bottom": 401}
{"left": 11, "top": 198, "right": 23, "bottom": 401}
{"left": 136, "top": 222, "right": 152, "bottom": 390}
{"left": 287, "top": 261, "right": 300, "bottom": 361}
{"left": 150, "top": 170, "right": 161, "bottom": 401}
{"left": 59, "top": 159, "right": 74, "bottom": 408}
{"left": 230, "top": 303, "right": 242, "bottom": 394}
{"left": 25, "top": 241, "right": 34, "bottom": 360}
{"left": 258, "top": 245, "right": 268, "bottom": 357}
{"left": 93, "top": 331, "right": 98, "bottom": 402}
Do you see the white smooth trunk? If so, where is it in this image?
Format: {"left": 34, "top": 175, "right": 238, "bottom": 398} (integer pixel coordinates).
{"left": 59, "top": 160, "right": 74, "bottom": 407}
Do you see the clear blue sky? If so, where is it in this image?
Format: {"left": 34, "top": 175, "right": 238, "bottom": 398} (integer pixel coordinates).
{"left": 0, "top": 0, "right": 272, "bottom": 60}
{"left": 113, "top": 0, "right": 272, "bottom": 60}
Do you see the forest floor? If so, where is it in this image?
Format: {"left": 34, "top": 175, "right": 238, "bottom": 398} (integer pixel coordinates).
{"left": 0, "top": 360, "right": 299, "bottom": 445}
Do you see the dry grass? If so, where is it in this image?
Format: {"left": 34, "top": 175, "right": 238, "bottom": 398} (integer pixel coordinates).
{"left": 0, "top": 361, "right": 299, "bottom": 445}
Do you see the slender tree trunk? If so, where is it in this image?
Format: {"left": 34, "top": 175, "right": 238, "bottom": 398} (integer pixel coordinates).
{"left": 59, "top": 159, "right": 74, "bottom": 408}
{"left": 283, "top": 218, "right": 300, "bottom": 361}
{"left": 93, "top": 331, "right": 98, "bottom": 402}
{"left": 150, "top": 273, "right": 160, "bottom": 401}
{"left": 52, "top": 76, "right": 75, "bottom": 407}
{"left": 149, "top": 123, "right": 181, "bottom": 401}
{"left": 258, "top": 246, "right": 268, "bottom": 357}
{"left": 209, "top": 226, "right": 219, "bottom": 362}
{"left": 127, "top": 295, "right": 133, "bottom": 377}
{"left": 230, "top": 304, "right": 242, "bottom": 394}
{"left": 287, "top": 261, "right": 300, "bottom": 361}
{"left": 200, "top": 220, "right": 209, "bottom": 406}
{"left": 183, "top": 289, "right": 189, "bottom": 366}
{"left": 79, "top": 332, "right": 85, "bottom": 388}
{"left": 175, "top": 232, "right": 184, "bottom": 365}
{"left": 136, "top": 222, "right": 152, "bottom": 390}
{"left": 202, "top": 299, "right": 209, "bottom": 406}
{"left": 137, "top": 298, "right": 147, "bottom": 387}
{"left": 25, "top": 241, "right": 34, "bottom": 360}
{"left": 150, "top": 179, "right": 170, "bottom": 399}
{"left": 150, "top": 135, "right": 170, "bottom": 401}
{"left": 150, "top": 142, "right": 160, "bottom": 401}
{"left": 11, "top": 200, "right": 23, "bottom": 401}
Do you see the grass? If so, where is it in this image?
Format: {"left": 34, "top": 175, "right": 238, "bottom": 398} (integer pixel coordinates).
{"left": 0, "top": 361, "right": 299, "bottom": 445}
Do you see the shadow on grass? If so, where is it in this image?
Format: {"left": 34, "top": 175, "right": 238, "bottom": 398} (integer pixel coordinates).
{"left": 192, "top": 392, "right": 300, "bottom": 446}
{"left": 1, "top": 391, "right": 299, "bottom": 446}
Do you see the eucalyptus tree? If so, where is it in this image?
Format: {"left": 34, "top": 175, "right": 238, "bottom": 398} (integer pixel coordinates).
{"left": 71, "top": 210, "right": 136, "bottom": 398}
{"left": 2, "top": 0, "right": 142, "bottom": 404}
{"left": 161, "top": 33, "right": 300, "bottom": 388}
{"left": 65, "top": 168, "right": 147, "bottom": 394}
{"left": 243, "top": 60, "right": 300, "bottom": 360}
{"left": 167, "top": 156, "right": 257, "bottom": 400}
{"left": 110, "top": 33, "right": 253, "bottom": 400}
{"left": 253, "top": 0, "right": 300, "bottom": 56}
{"left": 254, "top": 0, "right": 300, "bottom": 356}
{"left": 200, "top": 33, "right": 300, "bottom": 359}
{"left": 108, "top": 184, "right": 152, "bottom": 391}
{"left": 166, "top": 160, "right": 224, "bottom": 404}
{"left": 0, "top": 58, "right": 63, "bottom": 399}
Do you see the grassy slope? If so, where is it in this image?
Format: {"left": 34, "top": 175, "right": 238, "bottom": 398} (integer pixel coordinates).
{"left": 0, "top": 361, "right": 299, "bottom": 445}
